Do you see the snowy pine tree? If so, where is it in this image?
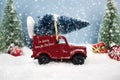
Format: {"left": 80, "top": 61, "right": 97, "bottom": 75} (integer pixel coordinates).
{"left": 99, "top": 0, "right": 120, "bottom": 49}
{"left": 34, "top": 14, "right": 89, "bottom": 36}
{"left": 0, "top": 23, "right": 5, "bottom": 51}
{"left": 0, "top": 0, "right": 24, "bottom": 51}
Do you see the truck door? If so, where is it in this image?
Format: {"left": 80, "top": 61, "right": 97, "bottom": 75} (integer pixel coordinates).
{"left": 53, "top": 38, "right": 70, "bottom": 59}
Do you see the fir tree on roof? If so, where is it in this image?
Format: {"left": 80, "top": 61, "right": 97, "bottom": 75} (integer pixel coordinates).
{"left": 34, "top": 14, "right": 89, "bottom": 36}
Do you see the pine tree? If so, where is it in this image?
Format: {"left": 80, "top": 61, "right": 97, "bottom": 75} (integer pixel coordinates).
{"left": 34, "top": 14, "right": 89, "bottom": 36}
{"left": 0, "top": 23, "right": 5, "bottom": 51}
{"left": 0, "top": 0, "right": 24, "bottom": 51}
{"left": 99, "top": 0, "right": 120, "bottom": 49}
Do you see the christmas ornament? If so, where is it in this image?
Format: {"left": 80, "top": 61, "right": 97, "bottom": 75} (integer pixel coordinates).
{"left": 8, "top": 44, "right": 23, "bottom": 57}
{"left": 92, "top": 42, "right": 108, "bottom": 53}
{"left": 109, "top": 43, "right": 120, "bottom": 61}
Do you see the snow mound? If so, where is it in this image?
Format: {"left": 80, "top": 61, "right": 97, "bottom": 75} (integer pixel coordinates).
{"left": 0, "top": 47, "right": 33, "bottom": 66}
{"left": 0, "top": 45, "right": 120, "bottom": 80}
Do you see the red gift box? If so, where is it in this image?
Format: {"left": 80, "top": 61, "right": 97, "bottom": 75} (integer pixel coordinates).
{"left": 8, "top": 46, "right": 23, "bottom": 57}
{"left": 92, "top": 42, "right": 108, "bottom": 53}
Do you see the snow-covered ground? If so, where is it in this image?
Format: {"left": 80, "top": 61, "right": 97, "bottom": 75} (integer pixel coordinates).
{"left": 0, "top": 45, "right": 120, "bottom": 80}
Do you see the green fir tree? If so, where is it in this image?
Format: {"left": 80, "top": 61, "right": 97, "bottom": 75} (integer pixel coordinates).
{"left": 99, "top": 0, "right": 120, "bottom": 49}
{"left": 0, "top": 23, "right": 5, "bottom": 51}
{"left": 0, "top": 0, "right": 24, "bottom": 52}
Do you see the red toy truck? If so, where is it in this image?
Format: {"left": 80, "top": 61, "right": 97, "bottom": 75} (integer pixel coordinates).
{"left": 31, "top": 35, "right": 87, "bottom": 65}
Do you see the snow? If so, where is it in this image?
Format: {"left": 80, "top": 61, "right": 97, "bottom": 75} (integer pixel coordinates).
{"left": 0, "top": 45, "right": 120, "bottom": 80}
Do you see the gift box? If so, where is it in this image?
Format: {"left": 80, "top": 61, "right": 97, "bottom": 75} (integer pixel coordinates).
{"left": 8, "top": 46, "right": 23, "bottom": 57}
{"left": 92, "top": 42, "right": 108, "bottom": 53}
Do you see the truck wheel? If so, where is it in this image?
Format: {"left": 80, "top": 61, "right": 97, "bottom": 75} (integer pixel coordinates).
{"left": 38, "top": 54, "right": 50, "bottom": 65}
{"left": 72, "top": 54, "right": 85, "bottom": 65}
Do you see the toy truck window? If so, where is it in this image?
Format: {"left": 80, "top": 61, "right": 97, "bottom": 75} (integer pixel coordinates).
{"left": 58, "top": 38, "right": 65, "bottom": 44}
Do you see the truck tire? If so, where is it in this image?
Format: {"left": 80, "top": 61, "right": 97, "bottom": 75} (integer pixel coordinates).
{"left": 72, "top": 54, "right": 85, "bottom": 65}
{"left": 38, "top": 54, "right": 50, "bottom": 65}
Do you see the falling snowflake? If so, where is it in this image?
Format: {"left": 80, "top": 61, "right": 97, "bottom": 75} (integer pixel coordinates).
{"left": 19, "top": 13, "right": 22, "bottom": 17}
{"left": 0, "top": 2, "right": 3, "bottom": 5}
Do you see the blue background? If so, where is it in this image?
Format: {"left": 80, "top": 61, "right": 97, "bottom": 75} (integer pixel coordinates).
{"left": 0, "top": 0, "right": 120, "bottom": 44}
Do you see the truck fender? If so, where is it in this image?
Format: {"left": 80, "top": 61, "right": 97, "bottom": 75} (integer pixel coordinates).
{"left": 71, "top": 49, "right": 86, "bottom": 58}
{"left": 37, "top": 51, "right": 51, "bottom": 59}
